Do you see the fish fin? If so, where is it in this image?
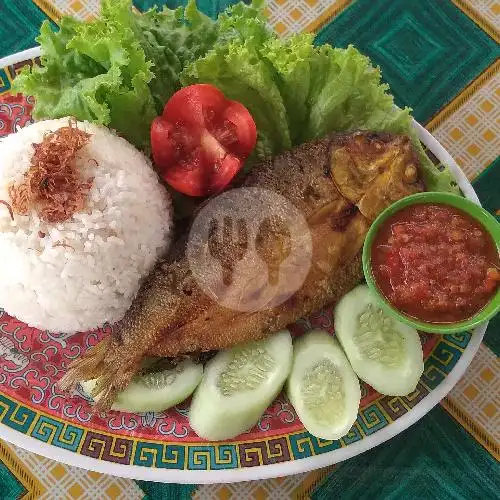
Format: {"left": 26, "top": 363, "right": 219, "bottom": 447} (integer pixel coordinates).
{"left": 58, "top": 335, "right": 111, "bottom": 392}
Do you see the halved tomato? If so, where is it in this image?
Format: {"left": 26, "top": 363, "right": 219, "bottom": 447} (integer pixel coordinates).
{"left": 151, "top": 84, "right": 257, "bottom": 197}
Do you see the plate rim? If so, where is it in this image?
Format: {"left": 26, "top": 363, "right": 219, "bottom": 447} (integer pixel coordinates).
{"left": 0, "top": 46, "right": 487, "bottom": 483}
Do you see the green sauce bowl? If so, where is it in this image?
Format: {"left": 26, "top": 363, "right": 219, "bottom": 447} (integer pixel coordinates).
{"left": 362, "top": 192, "right": 500, "bottom": 334}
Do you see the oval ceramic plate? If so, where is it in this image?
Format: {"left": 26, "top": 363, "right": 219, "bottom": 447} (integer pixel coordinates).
{"left": 0, "top": 48, "right": 486, "bottom": 483}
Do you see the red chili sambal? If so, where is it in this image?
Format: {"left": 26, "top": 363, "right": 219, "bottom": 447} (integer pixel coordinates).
{"left": 371, "top": 203, "right": 500, "bottom": 324}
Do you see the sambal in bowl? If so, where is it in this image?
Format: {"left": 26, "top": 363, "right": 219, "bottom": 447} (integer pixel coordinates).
{"left": 363, "top": 192, "right": 500, "bottom": 334}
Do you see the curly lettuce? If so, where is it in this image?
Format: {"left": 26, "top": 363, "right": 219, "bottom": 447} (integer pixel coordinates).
{"left": 13, "top": 0, "right": 216, "bottom": 150}
{"left": 181, "top": 1, "right": 457, "bottom": 192}
{"left": 181, "top": 0, "right": 291, "bottom": 158}
{"left": 262, "top": 34, "right": 314, "bottom": 145}
{"left": 15, "top": 0, "right": 457, "bottom": 192}
{"left": 131, "top": 0, "right": 218, "bottom": 113}
{"left": 14, "top": 1, "right": 156, "bottom": 150}
{"left": 181, "top": 39, "right": 291, "bottom": 159}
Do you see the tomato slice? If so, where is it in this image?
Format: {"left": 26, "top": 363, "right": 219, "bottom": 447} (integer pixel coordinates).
{"left": 151, "top": 84, "right": 257, "bottom": 197}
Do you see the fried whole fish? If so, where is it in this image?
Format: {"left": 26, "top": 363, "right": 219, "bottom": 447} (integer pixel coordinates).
{"left": 59, "top": 132, "right": 423, "bottom": 411}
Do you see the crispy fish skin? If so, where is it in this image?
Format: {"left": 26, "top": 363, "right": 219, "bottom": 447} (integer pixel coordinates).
{"left": 59, "top": 132, "right": 422, "bottom": 411}
{"left": 150, "top": 132, "right": 421, "bottom": 356}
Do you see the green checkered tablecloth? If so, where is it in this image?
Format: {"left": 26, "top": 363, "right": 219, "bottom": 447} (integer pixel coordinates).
{"left": 0, "top": 1, "right": 498, "bottom": 498}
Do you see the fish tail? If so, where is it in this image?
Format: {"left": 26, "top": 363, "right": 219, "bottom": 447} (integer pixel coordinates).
{"left": 59, "top": 321, "right": 161, "bottom": 412}
{"left": 58, "top": 336, "right": 111, "bottom": 393}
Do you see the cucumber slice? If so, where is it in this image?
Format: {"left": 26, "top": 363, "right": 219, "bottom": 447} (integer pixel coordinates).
{"left": 286, "top": 330, "right": 361, "bottom": 440}
{"left": 189, "top": 330, "right": 293, "bottom": 440}
{"left": 81, "top": 358, "right": 203, "bottom": 413}
{"left": 334, "top": 284, "right": 424, "bottom": 396}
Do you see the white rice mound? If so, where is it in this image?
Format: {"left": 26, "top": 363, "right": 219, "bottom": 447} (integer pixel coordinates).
{"left": 0, "top": 118, "right": 172, "bottom": 333}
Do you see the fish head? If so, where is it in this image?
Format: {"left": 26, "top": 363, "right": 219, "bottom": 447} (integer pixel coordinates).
{"left": 330, "top": 132, "right": 423, "bottom": 221}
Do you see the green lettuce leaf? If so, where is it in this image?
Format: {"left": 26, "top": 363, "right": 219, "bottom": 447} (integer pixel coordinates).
{"left": 181, "top": 38, "right": 291, "bottom": 158}
{"left": 14, "top": 0, "right": 157, "bottom": 150}
{"left": 182, "top": 2, "right": 457, "bottom": 193}
{"left": 266, "top": 38, "right": 457, "bottom": 192}
{"left": 13, "top": 0, "right": 217, "bottom": 149}
{"left": 14, "top": 0, "right": 458, "bottom": 193}
{"left": 13, "top": 18, "right": 103, "bottom": 121}
{"left": 181, "top": 0, "right": 293, "bottom": 159}
{"left": 217, "top": 0, "right": 271, "bottom": 45}
{"left": 303, "top": 45, "right": 393, "bottom": 139}
{"left": 132, "top": 0, "right": 218, "bottom": 113}
{"left": 262, "top": 34, "right": 314, "bottom": 144}
{"left": 66, "top": 1, "right": 157, "bottom": 149}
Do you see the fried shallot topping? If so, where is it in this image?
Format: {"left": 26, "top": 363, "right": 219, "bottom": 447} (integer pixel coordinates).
{"left": 9, "top": 122, "right": 93, "bottom": 223}
{"left": 0, "top": 200, "right": 14, "bottom": 220}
